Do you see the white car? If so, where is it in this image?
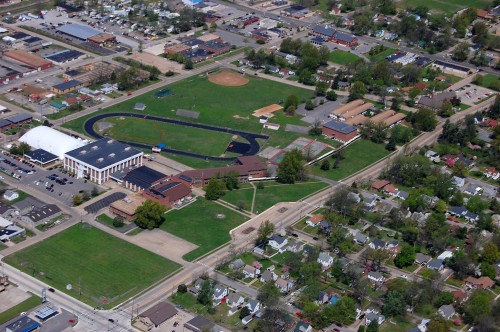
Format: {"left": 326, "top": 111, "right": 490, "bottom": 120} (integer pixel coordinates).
{"left": 399, "top": 274, "right": 408, "bottom": 279}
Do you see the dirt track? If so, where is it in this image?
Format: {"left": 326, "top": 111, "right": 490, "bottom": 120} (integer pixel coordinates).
{"left": 208, "top": 71, "right": 249, "bottom": 86}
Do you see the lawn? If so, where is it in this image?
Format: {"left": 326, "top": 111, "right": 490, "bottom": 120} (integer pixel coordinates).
{"left": 62, "top": 72, "right": 313, "bottom": 167}
{"left": 99, "top": 116, "right": 234, "bottom": 157}
{"left": 310, "top": 139, "right": 391, "bottom": 181}
{"left": 221, "top": 180, "right": 329, "bottom": 214}
{"left": 0, "top": 293, "right": 41, "bottom": 324}
{"left": 329, "top": 50, "right": 361, "bottom": 65}
{"left": 399, "top": 0, "right": 491, "bottom": 14}
{"left": 4, "top": 225, "right": 180, "bottom": 307}
{"left": 161, "top": 199, "right": 248, "bottom": 261}
{"left": 366, "top": 47, "right": 396, "bottom": 62}
{"left": 380, "top": 316, "right": 416, "bottom": 332}
{"left": 477, "top": 73, "right": 500, "bottom": 90}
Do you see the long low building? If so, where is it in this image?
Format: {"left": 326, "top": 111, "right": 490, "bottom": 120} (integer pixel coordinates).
{"left": 4, "top": 49, "right": 53, "bottom": 71}
{"left": 339, "top": 102, "right": 374, "bottom": 122}
{"left": 322, "top": 120, "right": 359, "bottom": 143}
{"left": 64, "top": 138, "right": 143, "bottom": 184}
{"left": 330, "top": 99, "right": 364, "bottom": 118}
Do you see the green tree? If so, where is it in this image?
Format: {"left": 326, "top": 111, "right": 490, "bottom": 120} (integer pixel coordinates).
{"left": 257, "top": 220, "right": 275, "bottom": 244}
{"left": 205, "top": 178, "right": 225, "bottom": 200}
{"left": 328, "top": 296, "right": 357, "bottom": 325}
{"left": 320, "top": 159, "right": 331, "bottom": 170}
{"left": 427, "top": 317, "right": 451, "bottom": 332}
{"left": 315, "top": 82, "right": 329, "bottom": 96}
{"left": 326, "top": 90, "right": 338, "bottom": 101}
{"left": 72, "top": 195, "right": 83, "bottom": 206}
{"left": 452, "top": 42, "right": 470, "bottom": 61}
{"left": 113, "top": 215, "right": 125, "bottom": 228}
{"left": 367, "top": 320, "right": 379, "bottom": 332}
{"left": 257, "top": 280, "right": 281, "bottom": 307}
{"left": 439, "top": 99, "right": 454, "bottom": 117}
{"left": 411, "top": 108, "right": 437, "bottom": 131}
{"left": 284, "top": 94, "right": 300, "bottom": 110}
{"left": 239, "top": 306, "right": 250, "bottom": 319}
{"left": 482, "top": 242, "right": 499, "bottom": 264}
{"left": 382, "top": 291, "right": 406, "bottom": 317}
{"left": 305, "top": 99, "right": 315, "bottom": 110}
{"left": 462, "top": 290, "right": 492, "bottom": 324}
{"left": 135, "top": 199, "right": 167, "bottom": 229}
{"left": 177, "top": 284, "right": 188, "bottom": 293}
{"left": 394, "top": 245, "right": 416, "bottom": 268}
{"left": 467, "top": 195, "right": 489, "bottom": 214}
{"left": 277, "top": 149, "right": 307, "bottom": 184}
{"left": 184, "top": 59, "right": 193, "bottom": 70}
{"left": 434, "top": 291, "right": 454, "bottom": 308}
{"left": 197, "top": 279, "right": 214, "bottom": 305}
{"left": 480, "top": 263, "right": 496, "bottom": 280}
{"left": 386, "top": 137, "right": 396, "bottom": 151}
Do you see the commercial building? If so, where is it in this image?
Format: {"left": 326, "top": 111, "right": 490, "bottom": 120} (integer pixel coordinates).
{"left": 311, "top": 25, "right": 358, "bottom": 47}
{"left": 51, "top": 79, "right": 84, "bottom": 94}
{"left": 4, "top": 50, "right": 53, "bottom": 71}
{"left": 64, "top": 139, "right": 143, "bottom": 184}
{"left": 143, "top": 178, "right": 193, "bottom": 207}
{"left": 110, "top": 194, "right": 145, "bottom": 221}
{"left": 417, "top": 91, "right": 458, "bottom": 110}
{"left": 139, "top": 302, "right": 178, "bottom": 329}
{"left": 21, "top": 204, "right": 62, "bottom": 225}
{"left": 5, "top": 316, "right": 41, "bottom": 332}
{"left": 123, "top": 166, "right": 168, "bottom": 192}
{"left": 322, "top": 120, "right": 359, "bottom": 143}
{"left": 45, "top": 49, "right": 85, "bottom": 64}
{"left": 86, "top": 33, "right": 116, "bottom": 46}
{"left": 57, "top": 23, "right": 101, "bottom": 40}
{"left": 25, "top": 149, "right": 59, "bottom": 167}
{"left": 6, "top": 113, "right": 32, "bottom": 126}
{"left": 19, "top": 126, "right": 87, "bottom": 159}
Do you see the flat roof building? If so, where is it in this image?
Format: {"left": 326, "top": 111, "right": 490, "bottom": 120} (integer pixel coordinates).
{"left": 64, "top": 139, "right": 143, "bottom": 184}
{"left": 5, "top": 316, "right": 41, "bottom": 332}
{"left": 6, "top": 113, "right": 32, "bottom": 125}
{"left": 110, "top": 194, "right": 146, "bottom": 221}
{"left": 4, "top": 50, "right": 53, "bottom": 71}
{"left": 123, "top": 166, "right": 167, "bottom": 192}
{"left": 21, "top": 204, "right": 62, "bottom": 225}
{"left": 57, "top": 23, "right": 100, "bottom": 40}
{"left": 52, "top": 79, "right": 83, "bottom": 94}
{"left": 25, "top": 149, "right": 59, "bottom": 167}
{"left": 322, "top": 120, "right": 359, "bottom": 143}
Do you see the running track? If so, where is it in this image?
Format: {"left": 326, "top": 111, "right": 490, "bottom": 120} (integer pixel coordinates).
{"left": 84, "top": 113, "right": 269, "bottom": 162}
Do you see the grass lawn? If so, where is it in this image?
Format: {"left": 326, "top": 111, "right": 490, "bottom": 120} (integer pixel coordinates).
{"left": 4, "top": 225, "right": 180, "bottom": 307}
{"left": 477, "top": 73, "right": 500, "bottom": 90}
{"left": 62, "top": 72, "right": 313, "bottom": 167}
{"left": 161, "top": 199, "right": 248, "bottom": 261}
{"left": 0, "top": 293, "right": 41, "bottom": 324}
{"left": 329, "top": 50, "right": 361, "bottom": 65}
{"left": 366, "top": 47, "right": 396, "bottom": 62}
{"left": 221, "top": 180, "right": 328, "bottom": 214}
{"left": 399, "top": 0, "right": 491, "bottom": 14}
{"left": 380, "top": 316, "right": 416, "bottom": 332}
{"left": 100, "top": 116, "right": 234, "bottom": 157}
{"left": 310, "top": 139, "right": 391, "bottom": 181}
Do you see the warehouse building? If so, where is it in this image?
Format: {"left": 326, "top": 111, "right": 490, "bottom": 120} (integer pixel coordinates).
{"left": 4, "top": 49, "right": 53, "bottom": 71}
{"left": 57, "top": 23, "right": 101, "bottom": 40}
{"left": 123, "top": 166, "right": 168, "bottom": 192}
{"left": 64, "top": 139, "right": 143, "bottom": 184}
{"left": 322, "top": 120, "right": 359, "bottom": 143}
{"left": 45, "top": 49, "right": 85, "bottom": 64}
{"left": 51, "top": 79, "right": 84, "bottom": 94}
{"left": 19, "top": 126, "right": 87, "bottom": 159}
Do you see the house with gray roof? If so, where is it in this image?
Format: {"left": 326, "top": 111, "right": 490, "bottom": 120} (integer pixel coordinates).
{"left": 212, "top": 284, "right": 228, "bottom": 305}
{"left": 438, "top": 304, "right": 455, "bottom": 320}
{"left": 229, "top": 259, "right": 245, "bottom": 271}
{"left": 269, "top": 234, "right": 288, "bottom": 252}
{"left": 246, "top": 299, "right": 261, "bottom": 314}
{"left": 427, "top": 259, "right": 444, "bottom": 271}
{"left": 287, "top": 240, "right": 304, "bottom": 253}
{"left": 369, "top": 238, "right": 386, "bottom": 250}
{"left": 449, "top": 206, "right": 467, "bottom": 217}
{"left": 366, "top": 312, "right": 385, "bottom": 326}
{"left": 415, "top": 253, "right": 432, "bottom": 265}
{"left": 317, "top": 252, "right": 333, "bottom": 269}
{"left": 368, "top": 271, "right": 385, "bottom": 283}
{"left": 354, "top": 232, "right": 369, "bottom": 245}
{"left": 260, "top": 270, "right": 277, "bottom": 283}
{"left": 417, "top": 91, "right": 457, "bottom": 110}
{"left": 226, "top": 292, "right": 245, "bottom": 308}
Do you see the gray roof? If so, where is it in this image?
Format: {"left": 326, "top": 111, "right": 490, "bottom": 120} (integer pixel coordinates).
{"left": 323, "top": 120, "right": 357, "bottom": 135}
{"left": 439, "top": 304, "right": 455, "bottom": 318}
{"left": 13, "top": 197, "right": 45, "bottom": 211}
{"left": 465, "top": 211, "right": 479, "bottom": 220}
{"left": 318, "top": 252, "right": 332, "bottom": 263}
{"left": 427, "top": 259, "right": 444, "bottom": 270}
{"left": 371, "top": 238, "right": 386, "bottom": 248}
{"left": 6, "top": 113, "right": 32, "bottom": 124}
{"left": 417, "top": 91, "right": 457, "bottom": 110}
{"left": 23, "top": 204, "right": 61, "bottom": 223}
{"left": 57, "top": 23, "right": 100, "bottom": 39}
{"left": 5, "top": 316, "right": 40, "bottom": 332}
{"left": 449, "top": 206, "right": 467, "bottom": 216}
{"left": 355, "top": 232, "right": 368, "bottom": 243}
{"left": 123, "top": 166, "right": 166, "bottom": 189}
{"left": 368, "top": 271, "right": 383, "bottom": 279}
{"left": 271, "top": 234, "right": 286, "bottom": 245}
{"left": 334, "top": 30, "right": 356, "bottom": 43}
{"left": 312, "top": 25, "right": 336, "bottom": 37}
{"left": 65, "top": 138, "right": 142, "bottom": 169}
{"left": 247, "top": 299, "right": 260, "bottom": 312}
{"left": 229, "top": 258, "right": 245, "bottom": 270}
{"left": 139, "top": 302, "right": 177, "bottom": 327}
{"left": 52, "top": 79, "right": 82, "bottom": 91}
{"left": 398, "top": 190, "right": 409, "bottom": 199}
{"left": 226, "top": 292, "right": 243, "bottom": 303}
{"left": 184, "top": 315, "right": 214, "bottom": 332}
{"left": 213, "top": 284, "right": 226, "bottom": 298}
{"left": 25, "top": 149, "right": 59, "bottom": 164}
{"left": 261, "top": 270, "right": 274, "bottom": 282}
{"left": 0, "top": 119, "right": 11, "bottom": 128}
{"left": 415, "top": 253, "right": 431, "bottom": 264}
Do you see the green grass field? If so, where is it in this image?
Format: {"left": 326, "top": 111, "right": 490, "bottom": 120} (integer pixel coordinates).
{"left": 221, "top": 181, "right": 329, "bottom": 213}
{"left": 366, "top": 47, "right": 396, "bottom": 62}
{"left": 399, "top": 0, "right": 491, "bottom": 14}
{"left": 63, "top": 72, "right": 313, "bottom": 167}
{"left": 329, "top": 50, "right": 361, "bottom": 65}
{"left": 310, "top": 139, "right": 391, "bottom": 181}
{"left": 476, "top": 73, "right": 500, "bottom": 90}
{"left": 161, "top": 199, "right": 248, "bottom": 261}
{"left": 4, "top": 225, "right": 180, "bottom": 307}
{"left": 0, "top": 294, "right": 41, "bottom": 324}
{"left": 99, "top": 117, "right": 233, "bottom": 157}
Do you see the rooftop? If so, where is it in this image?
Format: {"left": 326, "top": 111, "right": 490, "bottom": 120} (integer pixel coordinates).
{"left": 323, "top": 120, "right": 357, "bottom": 134}
{"left": 25, "top": 149, "right": 59, "bottom": 165}
{"left": 123, "top": 166, "right": 167, "bottom": 189}
{"left": 57, "top": 23, "right": 100, "bottom": 40}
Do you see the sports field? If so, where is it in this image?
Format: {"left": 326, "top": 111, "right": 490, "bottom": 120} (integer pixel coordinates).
{"left": 99, "top": 117, "right": 234, "bottom": 157}
{"left": 221, "top": 181, "right": 329, "bottom": 213}
{"left": 310, "top": 139, "right": 391, "bottom": 181}
{"left": 399, "top": 0, "right": 491, "bottom": 14}
{"left": 4, "top": 225, "right": 180, "bottom": 307}
{"left": 161, "top": 199, "right": 248, "bottom": 261}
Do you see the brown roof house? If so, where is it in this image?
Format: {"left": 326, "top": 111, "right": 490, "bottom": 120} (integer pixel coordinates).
{"left": 417, "top": 91, "right": 458, "bottom": 111}
{"left": 465, "top": 276, "right": 494, "bottom": 290}
{"left": 139, "top": 302, "right": 178, "bottom": 330}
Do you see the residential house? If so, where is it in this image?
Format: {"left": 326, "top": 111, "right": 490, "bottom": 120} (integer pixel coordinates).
{"left": 316, "top": 291, "right": 330, "bottom": 304}
{"left": 246, "top": 299, "right": 261, "bottom": 315}
{"left": 306, "top": 214, "right": 324, "bottom": 227}
{"left": 441, "top": 154, "right": 456, "bottom": 168}
{"left": 268, "top": 235, "right": 288, "bottom": 252}
{"left": 364, "top": 196, "right": 378, "bottom": 210}
{"left": 369, "top": 238, "right": 386, "bottom": 250}
{"left": 243, "top": 265, "right": 260, "bottom": 278}
{"left": 260, "top": 270, "right": 277, "bottom": 283}
{"left": 464, "top": 211, "right": 479, "bottom": 222}
{"left": 319, "top": 220, "right": 332, "bottom": 233}
{"left": 384, "top": 184, "right": 399, "bottom": 196}
{"left": 438, "top": 304, "right": 455, "bottom": 320}
{"left": 354, "top": 232, "right": 369, "bottom": 245}
{"left": 452, "top": 290, "right": 468, "bottom": 305}
{"left": 367, "top": 271, "right": 385, "bottom": 283}
{"left": 317, "top": 252, "right": 334, "bottom": 269}
{"left": 456, "top": 155, "right": 474, "bottom": 168}
{"left": 386, "top": 240, "right": 399, "bottom": 250}
{"left": 464, "top": 276, "right": 494, "bottom": 289}
{"left": 453, "top": 176, "right": 465, "bottom": 187}
{"left": 427, "top": 259, "right": 444, "bottom": 271}
{"left": 226, "top": 292, "right": 245, "bottom": 308}
{"left": 464, "top": 184, "right": 481, "bottom": 196}
{"left": 484, "top": 168, "right": 500, "bottom": 180}
{"left": 287, "top": 240, "right": 304, "bottom": 253}
{"left": 275, "top": 277, "right": 293, "bottom": 293}
{"left": 242, "top": 315, "right": 253, "bottom": 325}
{"left": 189, "top": 279, "right": 204, "bottom": 295}
{"left": 449, "top": 206, "right": 467, "bottom": 218}
{"left": 417, "top": 91, "right": 458, "bottom": 111}
{"left": 371, "top": 179, "right": 391, "bottom": 191}
{"left": 425, "top": 150, "right": 440, "bottom": 163}
{"left": 294, "top": 321, "right": 312, "bottom": 332}
{"left": 212, "top": 284, "right": 228, "bottom": 305}
{"left": 366, "top": 312, "right": 385, "bottom": 326}
{"left": 3, "top": 190, "right": 19, "bottom": 201}
{"left": 397, "top": 190, "right": 409, "bottom": 200}
{"left": 229, "top": 259, "right": 245, "bottom": 271}
{"left": 422, "top": 195, "right": 439, "bottom": 207}
{"left": 415, "top": 253, "right": 432, "bottom": 265}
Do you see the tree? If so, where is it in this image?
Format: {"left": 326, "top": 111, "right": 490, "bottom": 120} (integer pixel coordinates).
{"left": 91, "top": 186, "right": 99, "bottom": 197}
{"left": 9, "top": 142, "right": 31, "bottom": 156}
{"left": 257, "top": 220, "right": 275, "bottom": 244}
{"left": 315, "top": 82, "right": 328, "bottom": 96}
{"left": 197, "top": 279, "right": 214, "bottom": 305}
{"left": 277, "top": 149, "right": 307, "bottom": 184}
{"left": 284, "top": 94, "right": 300, "bottom": 110}
{"left": 326, "top": 90, "right": 338, "bottom": 101}
{"left": 412, "top": 108, "right": 437, "bottom": 131}
{"left": 394, "top": 245, "right": 416, "bottom": 268}
{"left": 467, "top": 195, "right": 489, "bottom": 214}
{"left": 257, "top": 280, "right": 281, "bottom": 307}
{"left": 439, "top": 99, "right": 454, "bottom": 117}
{"left": 434, "top": 291, "right": 454, "bottom": 307}
{"left": 285, "top": 105, "right": 296, "bottom": 116}
{"left": 327, "top": 296, "right": 357, "bottom": 325}
{"left": 462, "top": 290, "right": 492, "bottom": 324}
{"left": 177, "top": 284, "right": 188, "bottom": 293}
{"left": 305, "top": 99, "right": 315, "bottom": 110}
{"left": 386, "top": 138, "right": 396, "bottom": 151}
{"left": 72, "top": 195, "right": 83, "bottom": 206}
{"left": 382, "top": 291, "right": 406, "bottom": 317}
{"left": 452, "top": 42, "right": 470, "bottom": 61}
{"left": 239, "top": 306, "right": 250, "bottom": 319}
{"left": 113, "top": 215, "right": 125, "bottom": 228}
{"left": 471, "top": 50, "right": 489, "bottom": 67}
{"left": 184, "top": 59, "right": 193, "bottom": 70}
{"left": 309, "top": 119, "right": 323, "bottom": 136}
{"left": 320, "top": 159, "right": 331, "bottom": 170}
{"left": 367, "top": 320, "right": 379, "bottom": 332}
{"left": 487, "top": 95, "right": 500, "bottom": 119}
{"left": 205, "top": 178, "right": 225, "bottom": 200}
{"left": 482, "top": 242, "right": 499, "bottom": 264}
{"left": 427, "top": 317, "right": 451, "bottom": 332}
{"left": 480, "top": 263, "right": 496, "bottom": 280}
{"left": 135, "top": 200, "right": 167, "bottom": 230}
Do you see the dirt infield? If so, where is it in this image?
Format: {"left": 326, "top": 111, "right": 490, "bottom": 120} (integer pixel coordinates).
{"left": 252, "top": 104, "right": 283, "bottom": 118}
{"left": 208, "top": 71, "right": 249, "bottom": 87}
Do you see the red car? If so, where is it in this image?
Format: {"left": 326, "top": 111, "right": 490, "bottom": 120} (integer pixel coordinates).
{"left": 127, "top": 92, "right": 132, "bottom": 96}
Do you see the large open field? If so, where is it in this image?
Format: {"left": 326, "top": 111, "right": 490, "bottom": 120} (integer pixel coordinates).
{"left": 398, "top": 0, "right": 491, "bottom": 14}
{"left": 221, "top": 180, "right": 329, "bottom": 213}
{"left": 63, "top": 72, "right": 313, "bottom": 167}
{"left": 161, "top": 199, "right": 248, "bottom": 261}
{"left": 310, "top": 139, "right": 391, "bottom": 180}
{"left": 4, "top": 225, "right": 180, "bottom": 307}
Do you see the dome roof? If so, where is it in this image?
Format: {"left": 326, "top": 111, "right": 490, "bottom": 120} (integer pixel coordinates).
{"left": 19, "top": 126, "right": 87, "bottom": 159}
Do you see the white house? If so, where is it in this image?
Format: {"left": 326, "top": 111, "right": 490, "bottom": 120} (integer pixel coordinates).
{"left": 484, "top": 168, "right": 500, "bottom": 180}
{"left": 243, "top": 265, "right": 260, "bottom": 278}
{"left": 369, "top": 238, "right": 386, "bottom": 250}
{"left": 268, "top": 234, "right": 288, "bottom": 252}
{"left": 366, "top": 312, "right": 385, "bottom": 326}
{"left": 367, "top": 271, "right": 385, "bottom": 283}
{"left": 452, "top": 176, "right": 465, "bottom": 187}
{"left": 425, "top": 150, "right": 440, "bottom": 163}
{"left": 260, "top": 270, "right": 277, "bottom": 283}
{"left": 246, "top": 299, "right": 262, "bottom": 315}
{"left": 438, "top": 304, "right": 455, "bottom": 320}
{"left": 3, "top": 190, "right": 19, "bottom": 201}
{"left": 226, "top": 292, "right": 245, "bottom": 308}
{"left": 242, "top": 315, "right": 253, "bottom": 325}
{"left": 317, "top": 252, "right": 334, "bottom": 269}
{"left": 212, "top": 284, "right": 228, "bottom": 305}
{"left": 275, "top": 278, "right": 293, "bottom": 293}
{"left": 306, "top": 214, "right": 324, "bottom": 227}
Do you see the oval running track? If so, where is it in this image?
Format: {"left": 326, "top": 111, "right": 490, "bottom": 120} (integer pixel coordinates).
{"left": 84, "top": 112, "right": 270, "bottom": 162}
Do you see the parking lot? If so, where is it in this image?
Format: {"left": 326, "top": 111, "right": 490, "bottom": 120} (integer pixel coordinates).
{"left": 0, "top": 151, "right": 102, "bottom": 206}
{"left": 455, "top": 84, "right": 496, "bottom": 106}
